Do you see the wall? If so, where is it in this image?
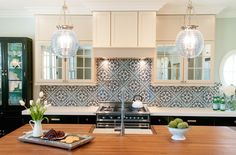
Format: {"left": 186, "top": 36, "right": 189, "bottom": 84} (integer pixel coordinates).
{"left": 41, "top": 58, "right": 220, "bottom": 107}
{"left": 0, "top": 17, "right": 35, "bottom": 38}
{"left": 215, "top": 18, "right": 236, "bottom": 82}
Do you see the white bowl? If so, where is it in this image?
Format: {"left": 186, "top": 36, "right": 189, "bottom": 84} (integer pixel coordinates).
{"left": 167, "top": 127, "right": 189, "bottom": 140}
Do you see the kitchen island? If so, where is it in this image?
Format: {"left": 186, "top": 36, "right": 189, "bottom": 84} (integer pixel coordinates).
{"left": 0, "top": 124, "right": 236, "bottom": 155}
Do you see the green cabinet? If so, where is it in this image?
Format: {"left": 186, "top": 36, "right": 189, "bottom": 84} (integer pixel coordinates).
{"left": 0, "top": 37, "right": 33, "bottom": 137}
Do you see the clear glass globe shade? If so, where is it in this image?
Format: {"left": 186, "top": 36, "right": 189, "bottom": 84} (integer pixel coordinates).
{"left": 176, "top": 28, "right": 204, "bottom": 58}
{"left": 51, "top": 29, "right": 79, "bottom": 58}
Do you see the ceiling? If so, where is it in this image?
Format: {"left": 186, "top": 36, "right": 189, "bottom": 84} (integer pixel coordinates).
{"left": 0, "top": 0, "right": 236, "bottom": 18}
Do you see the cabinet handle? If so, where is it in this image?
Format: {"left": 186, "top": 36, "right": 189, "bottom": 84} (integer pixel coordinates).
{"left": 187, "top": 120, "right": 197, "bottom": 123}
{"left": 50, "top": 118, "right": 61, "bottom": 121}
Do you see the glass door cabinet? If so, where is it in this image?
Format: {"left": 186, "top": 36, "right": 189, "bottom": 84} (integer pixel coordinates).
{"left": 0, "top": 37, "right": 33, "bottom": 137}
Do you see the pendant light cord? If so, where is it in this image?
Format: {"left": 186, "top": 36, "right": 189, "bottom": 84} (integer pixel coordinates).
{"left": 62, "top": 0, "right": 68, "bottom": 25}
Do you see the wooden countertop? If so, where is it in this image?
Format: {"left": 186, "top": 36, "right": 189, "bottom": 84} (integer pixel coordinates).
{"left": 1, "top": 124, "right": 236, "bottom": 155}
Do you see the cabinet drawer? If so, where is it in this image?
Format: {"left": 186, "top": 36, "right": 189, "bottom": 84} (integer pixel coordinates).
{"left": 169, "top": 116, "right": 214, "bottom": 126}
{"left": 79, "top": 116, "right": 96, "bottom": 124}
{"left": 45, "top": 116, "right": 78, "bottom": 124}
{"left": 151, "top": 116, "right": 169, "bottom": 125}
{"left": 214, "top": 117, "right": 236, "bottom": 126}
{"left": 22, "top": 115, "right": 78, "bottom": 124}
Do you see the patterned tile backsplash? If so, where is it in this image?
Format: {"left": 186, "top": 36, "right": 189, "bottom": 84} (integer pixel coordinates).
{"left": 40, "top": 58, "right": 220, "bottom": 107}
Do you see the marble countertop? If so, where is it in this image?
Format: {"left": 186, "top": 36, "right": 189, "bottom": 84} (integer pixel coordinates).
{"left": 21, "top": 106, "right": 99, "bottom": 116}
{"left": 22, "top": 106, "right": 236, "bottom": 117}
{"left": 148, "top": 107, "right": 236, "bottom": 117}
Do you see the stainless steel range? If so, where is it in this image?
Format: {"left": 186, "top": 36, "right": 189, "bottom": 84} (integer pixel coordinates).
{"left": 96, "top": 102, "right": 150, "bottom": 129}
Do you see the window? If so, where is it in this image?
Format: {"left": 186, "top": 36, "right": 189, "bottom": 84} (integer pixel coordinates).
{"left": 220, "top": 50, "right": 236, "bottom": 85}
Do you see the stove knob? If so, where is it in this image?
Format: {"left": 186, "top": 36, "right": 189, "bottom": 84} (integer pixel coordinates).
{"left": 137, "top": 117, "right": 140, "bottom": 119}
{"left": 117, "top": 116, "right": 120, "bottom": 119}
{"left": 102, "top": 116, "right": 105, "bottom": 119}
{"left": 133, "top": 117, "right": 136, "bottom": 119}
{"left": 110, "top": 116, "right": 113, "bottom": 119}
{"left": 129, "top": 117, "right": 132, "bottom": 119}
{"left": 125, "top": 117, "right": 128, "bottom": 119}
{"left": 141, "top": 117, "right": 144, "bottom": 120}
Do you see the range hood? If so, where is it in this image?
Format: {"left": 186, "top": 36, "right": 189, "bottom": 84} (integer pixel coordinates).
{"left": 93, "top": 48, "right": 155, "bottom": 58}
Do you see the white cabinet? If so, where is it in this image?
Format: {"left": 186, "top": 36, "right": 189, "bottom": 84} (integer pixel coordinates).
{"left": 93, "top": 12, "right": 110, "bottom": 47}
{"left": 93, "top": 11, "right": 156, "bottom": 48}
{"left": 111, "top": 12, "right": 138, "bottom": 47}
{"left": 138, "top": 12, "right": 156, "bottom": 47}
{"left": 35, "top": 15, "right": 92, "bottom": 41}
{"left": 35, "top": 15, "right": 95, "bottom": 85}
{"left": 35, "top": 41, "right": 95, "bottom": 85}
{"left": 152, "top": 41, "right": 215, "bottom": 86}
{"left": 156, "top": 15, "right": 215, "bottom": 41}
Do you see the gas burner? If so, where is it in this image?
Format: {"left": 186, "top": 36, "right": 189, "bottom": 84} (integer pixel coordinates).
{"left": 100, "top": 106, "right": 115, "bottom": 112}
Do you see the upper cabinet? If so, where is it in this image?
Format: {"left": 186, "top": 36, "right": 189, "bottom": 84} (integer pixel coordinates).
{"left": 153, "top": 41, "right": 215, "bottom": 85}
{"left": 35, "top": 41, "right": 95, "bottom": 85}
{"left": 93, "top": 11, "right": 156, "bottom": 48}
{"left": 35, "top": 15, "right": 92, "bottom": 41}
{"left": 111, "top": 12, "right": 138, "bottom": 47}
{"left": 153, "top": 15, "right": 216, "bottom": 86}
{"left": 35, "top": 15, "right": 95, "bottom": 85}
{"left": 156, "top": 15, "right": 215, "bottom": 41}
{"left": 93, "top": 12, "right": 110, "bottom": 47}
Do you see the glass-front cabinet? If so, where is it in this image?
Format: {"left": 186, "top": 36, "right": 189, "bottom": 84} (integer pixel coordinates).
{"left": 0, "top": 37, "right": 33, "bottom": 137}
{"left": 35, "top": 41, "right": 95, "bottom": 85}
{"left": 153, "top": 41, "right": 214, "bottom": 85}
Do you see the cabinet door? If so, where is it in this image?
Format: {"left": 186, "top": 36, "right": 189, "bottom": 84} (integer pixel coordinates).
{"left": 169, "top": 116, "right": 214, "bottom": 126}
{"left": 214, "top": 117, "right": 236, "bottom": 126}
{"left": 7, "top": 42, "right": 24, "bottom": 106}
{"left": 185, "top": 42, "right": 214, "bottom": 84}
{"left": 138, "top": 12, "right": 156, "bottom": 47}
{"left": 0, "top": 43, "right": 2, "bottom": 107}
{"left": 67, "top": 45, "right": 95, "bottom": 83}
{"left": 35, "top": 41, "right": 65, "bottom": 84}
{"left": 154, "top": 42, "right": 184, "bottom": 84}
{"left": 156, "top": 15, "right": 184, "bottom": 41}
{"left": 36, "top": 15, "right": 92, "bottom": 41}
{"left": 111, "top": 12, "right": 137, "bottom": 47}
{"left": 151, "top": 116, "right": 169, "bottom": 125}
{"left": 79, "top": 116, "right": 96, "bottom": 124}
{"left": 93, "top": 12, "right": 111, "bottom": 47}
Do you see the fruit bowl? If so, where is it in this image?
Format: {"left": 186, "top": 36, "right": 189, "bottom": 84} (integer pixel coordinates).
{"left": 167, "top": 127, "right": 189, "bottom": 140}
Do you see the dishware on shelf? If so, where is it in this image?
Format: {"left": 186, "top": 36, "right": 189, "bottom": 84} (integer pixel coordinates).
{"left": 167, "top": 127, "right": 189, "bottom": 140}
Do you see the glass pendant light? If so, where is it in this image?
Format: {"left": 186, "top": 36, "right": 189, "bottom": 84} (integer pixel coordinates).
{"left": 175, "top": 0, "right": 204, "bottom": 58}
{"left": 51, "top": 1, "right": 79, "bottom": 58}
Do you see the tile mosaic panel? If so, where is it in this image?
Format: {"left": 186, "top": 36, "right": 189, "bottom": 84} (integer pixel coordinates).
{"left": 41, "top": 58, "right": 220, "bottom": 107}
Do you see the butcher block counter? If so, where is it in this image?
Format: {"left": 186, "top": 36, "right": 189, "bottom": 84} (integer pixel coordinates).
{"left": 0, "top": 124, "right": 236, "bottom": 155}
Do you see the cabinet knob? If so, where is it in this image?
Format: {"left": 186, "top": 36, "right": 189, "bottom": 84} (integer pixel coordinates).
{"left": 234, "top": 120, "right": 236, "bottom": 124}
{"left": 187, "top": 120, "right": 197, "bottom": 123}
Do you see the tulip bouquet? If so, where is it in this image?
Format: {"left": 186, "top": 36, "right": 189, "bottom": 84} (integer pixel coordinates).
{"left": 19, "top": 91, "right": 51, "bottom": 121}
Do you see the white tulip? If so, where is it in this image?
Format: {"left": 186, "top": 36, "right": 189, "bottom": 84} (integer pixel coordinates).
{"left": 39, "top": 91, "right": 44, "bottom": 98}
{"left": 19, "top": 100, "right": 25, "bottom": 106}
{"left": 30, "top": 100, "right": 33, "bottom": 106}
{"left": 44, "top": 100, "right": 48, "bottom": 105}
{"left": 27, "top": 109, "right": 31, "bottom": 114}
{"left": 36, "top": 98, "right": 40, "bottom": 103}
